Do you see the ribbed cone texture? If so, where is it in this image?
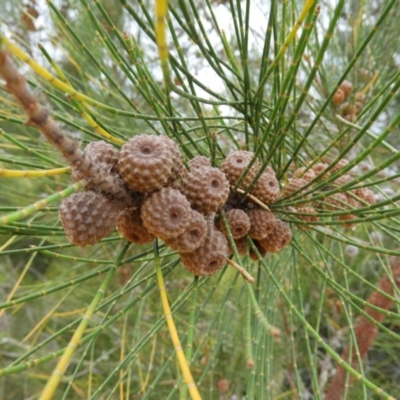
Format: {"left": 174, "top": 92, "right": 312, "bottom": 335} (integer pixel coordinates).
{"left": 293, "top": 167, "right": 315, "bottom": 182}
{"left": 72, "top": 141, "right": 119, "bottom": 184}
{"left": 251, "top": 172, "right": 281, "bottom": 204}
{"left": 180, "top": 227, "right": 229, "bottom": 276}
{"left": 230, "top": 236, "right": 267, "bottom": 260}
{"left": 230, "top": 236, "right": 247, "bottom": 256}
{"left": 259, "top": 220, "right": 292, "bottom": 253}
{"left": 334, "top": 174, "right": 352, "bottom": 186}
{"left": 264, "top": 166, "right": 276, "bottom": 176}
{"left": 324, "top": 192, "right": 348, "bottom": 210}
{"left": 249, "top": 240, "right": 267, "bottom": 261}
{"left": 181, "top": 166, "right": 229, "bottom": 214}
{"left": 345, "top": 194, "right": 360, "bottom": 209}
{"left": 85, "top": 141, "right": 119, "bottom": 168}
{"left": 189, "top": 155, "right": 211, "bottom": 170}
{"left": 219, "top": 150, "right": 259, "bottom": 190}
{"left": 338, "top": 194, "right": 360, "bottom": 227}
{"left": 340, "top": 80, "right": 353, "bottom": 97}
{"left": 246, "top": 208, "right": 277, "bottom": 240}
{"left": 312, "top": 163, "right": 329, "bottom": 176}
{"left": 159, "top": 135, "right": 182, "bottom": 184}
{"left": 293, "top": 206, "right": 318, "bottom": 223}
{"left": 117, "top": 207, "right": 155, "bottom": 245}
{"left": 141, "top": 187, "right": 191, "bottom": 240}
{"left": 59, "top": 191, "right": 117, "bottom": 246}
{"left": 283, "top": 178, "right": 308, "bottom": 197}
{"left": 164, "top": 209, "right": 207, "bottom": 253}
{"left": 330, "top": 159, "right": 349, "bottom": 174}
{"left": 355, "top": 187, "right": 375, "bottom": 204}
{"left": 338, "top": 213, "right": 357, "bottom": 227}
{"left": 220, "top": 209, "right": 250, "bottom": 239}
{"left": 118, "top": 135, "right": 180, "bottom": 193}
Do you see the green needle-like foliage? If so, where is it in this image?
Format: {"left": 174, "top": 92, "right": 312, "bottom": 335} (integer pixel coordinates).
{"left": 1, "top": 1, "right": 400, "bottom": 399}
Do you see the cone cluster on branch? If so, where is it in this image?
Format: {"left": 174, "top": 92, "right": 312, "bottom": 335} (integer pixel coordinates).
{"left": 284, "top": 160, "right": 376, "bottom": 228}
{"left": 0, "top": 50, "right": 292, "bottom": 277}
{"left": 331, "top": 80, "right": 367, "bottom": 121}
{"left": 1, "top": 48, "right": 375, "bottom": 277}
{"left": 59, "top": 140, "right": 295, "bottom": 275}
{"left": 215, "top": 151, "right": 292, "bottom": 258}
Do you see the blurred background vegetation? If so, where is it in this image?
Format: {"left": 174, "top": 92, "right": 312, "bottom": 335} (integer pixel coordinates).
{"left": 1, "top": 0, "right": 400, "bottom": 399}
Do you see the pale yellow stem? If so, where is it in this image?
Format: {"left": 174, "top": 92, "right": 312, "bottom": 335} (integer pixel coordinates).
{"left": 0, "top": 166, "right": 70, "bottom": 177}
{"left": 155, "top": 262, "right": 202, "bottom": 400}
{"left": 226, "top": 258, "right": 255, "bottom": 283}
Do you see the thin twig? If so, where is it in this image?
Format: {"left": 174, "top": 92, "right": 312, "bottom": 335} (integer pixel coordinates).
{"left": 234, "top": 188, "right": 272, "bottom": 211}
{"left": 0, "top": 47, "right": 131, "bottom": 203}
{"left": 226, "top": 258, "right": 255, "bottom": 283}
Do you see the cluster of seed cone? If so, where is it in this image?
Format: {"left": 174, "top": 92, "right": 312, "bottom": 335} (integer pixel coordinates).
{"left": 218, "top": 151, "right": 292, "bottom": 260}
{"left": 283, "top": 159, "right": 376, "bottom": 228}
{"left": 331, "top": 80, "right": 366, "bottom": 121}
{"left": 59, "top": 137, "right": 293, "bottom": 276}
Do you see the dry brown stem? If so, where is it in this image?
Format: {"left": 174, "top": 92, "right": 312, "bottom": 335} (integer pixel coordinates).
{"left": 324, "top": 257, "right": 400, "bottom": 400}
{"left": 0, "top": 48, "right": 131, "bottom": 203}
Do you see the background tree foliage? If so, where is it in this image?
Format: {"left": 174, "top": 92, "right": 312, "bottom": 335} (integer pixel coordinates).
{"left": 1, "top": 0, "right": 400, "bottom": 399}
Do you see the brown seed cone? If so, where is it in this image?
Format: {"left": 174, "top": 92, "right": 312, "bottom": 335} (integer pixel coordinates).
{"left": 338, "top": 194, "right": 358, "bottom": 228}
{"left": 72, "top": 141, "right": 119, "bottom": 181}
{"left": 334, "top": 174, "right": 353, "bottom": 187}
{"left": 332, "top": 88, "right": 345, "bottom": 105}
{"left": 220, "top": 209, "right": 251, "bottom": 239}
{"left": 338, "top": 195, "right": 358, "bottom": 227}
{"left": 355, "top": 92, "right": 366, "bottom": 103}
{"left": 219, "top": 150, "right": 260, "bottom": 190}
{"left": 217, "top": 379, "right": 230, "bottom": 395}
{"left": 181, "top": 166, "right": 229, "bottom": 214}
{"left": 72, "top": 161, "right": 122, "bottom": 192}
{"left": 229, "top": 236, "right": 247, "bottom": 256}
{"left": 345, "top": 194, "right": 360, "bottom": 209}
{"left": 180, "top": 228, "right": 229, "bottom": 276}
{"left": 251, "top": 172, "right": 281, "bottom": 204}
{"left": 354, "top": 102, "right": 363, "bottom": 114}
{"left": 265, "top": 166, "right": 277, "bottom": 176}
{"left": 343, "top": 114, "right": 357, "bottom": 122}
{"left": 228, "top": 236, "right": 267, "bottom": 260}
{"left": 323, "top": 192, "right": 348, "bottom": 210}
{"left": 283, "top": 178, "right": 308, "bottom": 197}
{"left": 59, "top": 191, "right": 117, "bottom": 246}
{"left": 159, "top": 135, "right": 183, "bottom": 184}
{"left": 117, "top": 207, "right": 155, "bottom": 245}
{"left": 118, "top": 135, "right": 180, "bottom": 193}
{"left": 70, "top": 141, "right": 135, "bottom": 204}
{"left": 355, "top": 187, "right": 375, "bottom": 204}
{"left": 85, "top": 141, "right": 119, "bottom": 168}
{"left": 330, "top": 159, "right": 349, "bottom": 174}
{"left": 293, "top": 167, "right": 316, "bottom": 182}
{"left": 164, "top": 210, "right": 207, "bottom": 253}
{"left": 72, "top": 157, "right": 133, "bottom": 206}
{"left": 340, "top": 80, "right": 353, "bottom": 97}
{"left": 246, "top": 208, "right": 277, "bottom": 240}
{"left": 339, "top": 103, "right": 356, "bottom": 117}
{"left": 188, "top": 155, "right": 211, "bottom": 170}
{"left": 141, "top": 187, "right": 192, "bottom": 240}
{"left": 258, "top": 220, "right": 292, "bottom": 253}
{"left": 293, "top": 206, "right": 319, "bottom": 223}
{"left": 312, "top": 163, "right": 329, "bottom": 177}
{"left": 249, "top": 240, "right": 268, "bottom": 261}
{"left": 338, "top": 213, "right": 357, "bottom": 228}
